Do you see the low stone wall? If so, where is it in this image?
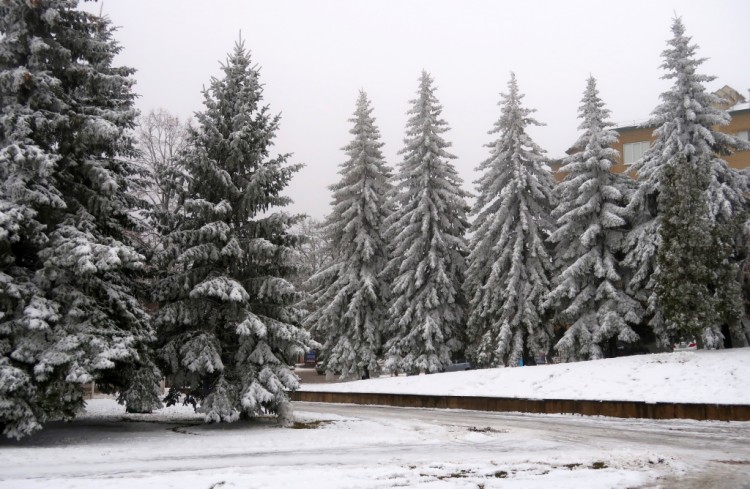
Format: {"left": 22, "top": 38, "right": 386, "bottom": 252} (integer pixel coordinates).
{"left": 291, "top": 391, "right": 750, "bottom": 421}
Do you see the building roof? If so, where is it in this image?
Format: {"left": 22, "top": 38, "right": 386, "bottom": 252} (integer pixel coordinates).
{"left": 611, "top": 88, "right": 749, "bottom": 132}
{"left": 564, "top": 85, "right": 748, "bottom": 155}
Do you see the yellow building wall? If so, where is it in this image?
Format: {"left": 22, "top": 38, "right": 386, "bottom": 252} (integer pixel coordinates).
{"left": 552, "top": 109, "right": 750, "bottom": 181}
{"left": 611, "top": 126, "right": 654, "bottom": 175}
{"left": 612, "top": 109, "right": 750, "bottom": 174}
{"left": 723, "top": 110, "right": 750, "bottom": 170}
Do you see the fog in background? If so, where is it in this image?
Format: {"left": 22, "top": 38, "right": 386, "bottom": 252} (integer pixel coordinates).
{"left": 83, "top": 0, "right": 750, "bottom": 218}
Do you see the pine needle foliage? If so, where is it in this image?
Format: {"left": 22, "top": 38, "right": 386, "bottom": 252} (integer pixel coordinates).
{"left": 0, "top": 0, "right": 160, "bottom": 439}
{"left": 623, "top": 18, "right": 748, "bottom": 348}
{"left": 304, "top": 91, "right": 392, "bottom": 380}
{"left": 654, "top": 155, "right": 742, "bottom": 344}
{"left": 155, "top": 41, "right": 312, "bottom": 423}
{"left": 383, "top": 72, "right": 470, "bottom": 374}
{"left": 545, "top": 77, "right": 642, "bottom": 362}
{"left": 464, "top": 73, "right": 555, "bottom": 367}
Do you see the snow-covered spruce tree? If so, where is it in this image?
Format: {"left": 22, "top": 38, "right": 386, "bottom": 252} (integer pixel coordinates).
{"left": 544, "top": 77, "right": 642, "bottom": 362}
{"left": 464, "top": 73, "right": 555, "bottom": 367}
{"left": 654, "top": 155, "right": 742, "bottom": 343}
{"left": 382, "top": 72, "right": 470, "bottom": 374}
{"left": 304, "top": 91, "right": 392, "bottom": 380}
{"left": 623, "top": 18, "right": 748, "bottom": 348}
{"left": 0, "top": 0, "right": 161, "bottom": 438}
{"left": 155, "top": 40, "right": 312, "bottom": 423}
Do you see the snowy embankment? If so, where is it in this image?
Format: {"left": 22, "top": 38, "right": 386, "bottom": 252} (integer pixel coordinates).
{"left": 301, "top": 348, "right": 750, "bottom": 405}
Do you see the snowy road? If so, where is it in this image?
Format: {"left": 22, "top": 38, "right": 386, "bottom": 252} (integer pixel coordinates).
{"left": 0, "top": 399, "right": 748, "bottom": 488}
{"left": 296, "top": 402, "right": 750, "bottom": 488}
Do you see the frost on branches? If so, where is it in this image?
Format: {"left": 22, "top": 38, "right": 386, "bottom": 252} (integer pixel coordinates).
{"left": 155, "top": 41, "right": 312, "bottom": 423}
{"left": 545, "top": 77, "right": 642, "bottom": 362}
{"left": 133, "top": 108, "right": 191, "bottom": 258}
{"left": 305, "top": 91, "right": 392, "bottom": 380}
{"left": 464, "top": 73, "right": 555, "bottom": 367}
{"left": 624, "top": 18, "right": 749, "bottom": 348}
{"left": 0, "top": 0, "right": 160, "bottom": 438}
{"left": 383, "top": 72, "right": 470, "bottom": 374}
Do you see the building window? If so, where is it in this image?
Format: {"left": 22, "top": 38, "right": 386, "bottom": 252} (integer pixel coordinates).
{"left": 623, "top": 141, "right": 650, "bottom": 165}
{"left": 736, "top": 130, "right": 749, "bottom": 142}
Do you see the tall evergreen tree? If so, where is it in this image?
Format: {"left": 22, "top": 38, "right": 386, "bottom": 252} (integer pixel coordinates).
{"left": 654, "top": 155, "right": 742, "bottom": 343}
{"left": 544, "top": 77, "right": 641, "bottom": 362}
{"left": 464, "top": 73, "right": 555, "bottom": 367}
{"left": 0, "top": 0, "right": 160, "bottom": 438}
{"left": 155, "top": 41, "right": 311, "bottom": 423}
{"left": 305, "top": 91, "right": 392, "bottom": 380}
{"left": 623, "top": 18, "right": 748, "bottom": 348}
{"left": 383, "top": 72, "right": 470, "bottom": 374}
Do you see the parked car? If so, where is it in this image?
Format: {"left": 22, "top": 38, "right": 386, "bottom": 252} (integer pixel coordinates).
{"left": 672, "top": 338, "right": 698, "bottom": 352}
{"left": 441, "top": 360, "right": 472, "bottom": 373}
{"left": 615, "top": 341, "right": 651, "bottom": 357}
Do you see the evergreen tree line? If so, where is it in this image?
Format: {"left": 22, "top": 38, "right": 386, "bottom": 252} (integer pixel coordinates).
{"left": 1, "top": 1, "right": 309, "bottom": 438}
{"left": 308, "top": 18, "right": 750, "bottom": 378}
{"left": 0, "top": 0, "right": 747, "bottom": 440}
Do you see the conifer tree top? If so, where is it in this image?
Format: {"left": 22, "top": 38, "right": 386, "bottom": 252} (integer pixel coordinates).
{"left": 399, "top": 71, "right": 456, "bottom": 161}
{"left": 567, "top": 76, "right": 617, "bottom": 159}
{"left": 628, "top": 17, "right": 748, "bottom": 220}
{"left": 634, "top": 17, "right": 747, "bottom": 172}
{"left": 472, "top": 72, "right": 548, "bottom": 216}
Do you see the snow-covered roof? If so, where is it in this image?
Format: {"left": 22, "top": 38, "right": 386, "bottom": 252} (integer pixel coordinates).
{"left": 612, "top": 101, "right": 749, "bottom": 132}
{"left": 612, "top": 118, "right": 651, "bottom": 130}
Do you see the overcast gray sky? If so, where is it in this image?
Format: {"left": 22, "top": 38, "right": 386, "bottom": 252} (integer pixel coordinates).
{"left": 83, "top": 0, "right": 750, "bottom": 219}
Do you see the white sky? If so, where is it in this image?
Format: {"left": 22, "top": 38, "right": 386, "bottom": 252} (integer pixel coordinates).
{"left": 83, "top": 0, "right": 750, "bottom": 219}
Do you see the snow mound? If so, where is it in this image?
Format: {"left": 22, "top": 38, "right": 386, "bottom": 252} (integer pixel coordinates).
{"left": 301, "top": 348, "right": 750, "bottom": 404}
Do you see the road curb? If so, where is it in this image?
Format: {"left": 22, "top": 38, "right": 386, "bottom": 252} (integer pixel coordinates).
{"left": 291, "top": 391, "right": 750, "bottom": 421}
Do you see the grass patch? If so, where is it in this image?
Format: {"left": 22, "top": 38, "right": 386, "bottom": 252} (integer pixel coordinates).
{"left": 290, "top": 420, "right": 332, "bottom": 429}
{"left": 715, "top": 459, "right": 750, "bottom": 465}
{"left": 436, "top": 469, "right": 471, "bottom": 480}
{"left": 590, "top": 461, "right": 608, "bottom": 470}
{"left": 468, "top": 426, "right": 508, "bottom": 434}
{"left": 494, "top": 471, "right": 508, "bottom": 478}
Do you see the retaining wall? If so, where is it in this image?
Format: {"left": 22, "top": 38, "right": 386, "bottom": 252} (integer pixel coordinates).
{"left": 290, "top": 391, "right": 750, "bottom": 421}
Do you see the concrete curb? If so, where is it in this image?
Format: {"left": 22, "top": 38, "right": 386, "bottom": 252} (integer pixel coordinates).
{"left": 291, "top": 391, "right": 750, "bottom": 421}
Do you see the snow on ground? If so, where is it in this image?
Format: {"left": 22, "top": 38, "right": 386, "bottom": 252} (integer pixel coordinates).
{"left": 2, "top": 349, "right": 749, "bottom": 488}
{"left": 302, "top": 348, "right": 750, "bottom": 404}
{"left": 0, "top": 399, "right": 701, "bottom": 489}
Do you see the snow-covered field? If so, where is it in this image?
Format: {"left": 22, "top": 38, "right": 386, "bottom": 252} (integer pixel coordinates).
{"left": 5, "top": 398, "right": 750, "bottom": 489}
{"left": 1, "top": 349, "right": 749, "bottom": 488}
{"left": 303, "top": 348, "right": 750, "bottom": 404}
